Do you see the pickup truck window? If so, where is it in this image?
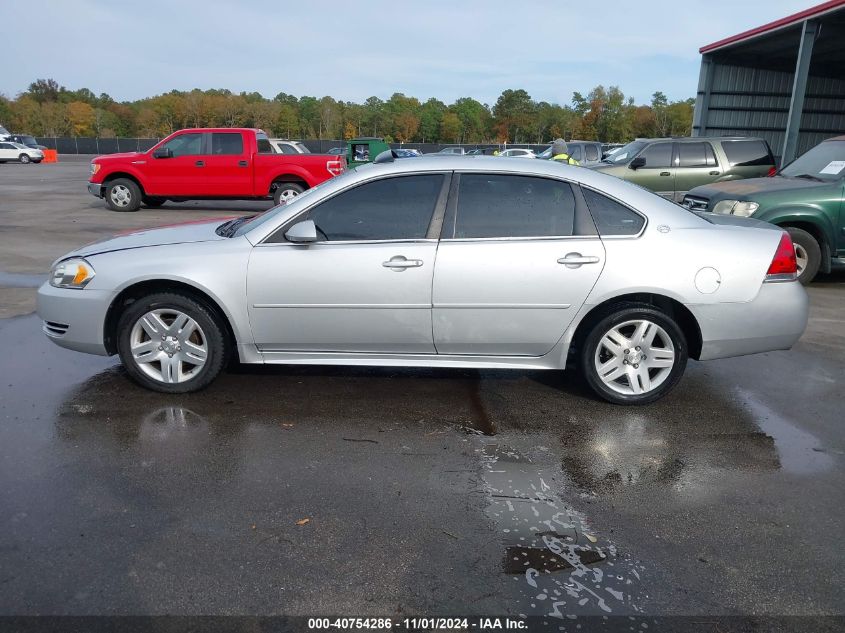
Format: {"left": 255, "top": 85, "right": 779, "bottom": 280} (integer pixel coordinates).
{"left": 256, "top": 133, "right": 273, "bottom": 154}
{"left": 211, "top": 133, "right": 244, "bottom": 155}
{"left": 585, "top": 144, "right": 599, "bottom": 162}
{"left": 161, "top": 133, "right": 203, "bottom": 157}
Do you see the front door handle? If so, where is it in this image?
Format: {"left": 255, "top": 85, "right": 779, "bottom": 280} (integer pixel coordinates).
{"left": 659, "top": 171, "right": 670, "bottom": 176}
{"left": 382, "top": 255, "right": 423, "bottom": 271}
{"left": 195, "top": 160, "right": 205, "bottom": 167}
{"left": 709, "top": 170, "right": 719, "bottom": 175}
{"left": 558, "top": 253, "right": 600, "bottom": 269}
{"left": 238, "top": 160, "right": 248, "bottom": 167}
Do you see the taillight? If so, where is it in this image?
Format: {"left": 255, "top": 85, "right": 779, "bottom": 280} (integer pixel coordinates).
{"left": 326, "top": 159, "right": 344, "bottom": 176}
{"left": 765, "top": 232, "right": 797, "bottom": 282}
{"left": 766, "top": 167, "right": 777, "bottom": 177}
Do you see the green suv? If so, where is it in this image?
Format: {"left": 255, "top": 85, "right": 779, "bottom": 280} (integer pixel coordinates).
{"left": 590, "top": 137, "right": 775, "bottom": 203}
{"left": 683, "top": 136, "right": 845, "bottom": 284}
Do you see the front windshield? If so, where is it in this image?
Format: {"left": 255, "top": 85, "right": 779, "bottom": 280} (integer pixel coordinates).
{"left": 21, "top": 136, "right": 36, "bottom": 145}
{"left": 231, "top": 169, "right": 358, "bottom": 237}
{"left": 603, "top": 140, "right": 648, "bottom": 164}
{"left": 779, "top": 140, "right": 845, "bottom": 181}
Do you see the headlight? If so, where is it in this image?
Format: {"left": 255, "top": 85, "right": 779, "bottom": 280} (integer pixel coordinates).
{"left": 731, "top": 201, "right": 759, "bottom": 217}
{"left": 50, "top": 258, "right": 96, "bottom": 289}
{"left": 90, "top": 163, "right": 101, "bottom": 175}
{"left": 712, "top": 200, "right": 738, "bottom": 215}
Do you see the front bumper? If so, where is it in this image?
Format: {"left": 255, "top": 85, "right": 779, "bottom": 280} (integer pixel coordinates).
{"left": 690, "top": 280, "right": 809, "bottom": 361}
{"left": 36, "top": 282, "right": 114, "bottom": 356}
{"left": 88, "top": 181, "right": 104, "bottom": 198}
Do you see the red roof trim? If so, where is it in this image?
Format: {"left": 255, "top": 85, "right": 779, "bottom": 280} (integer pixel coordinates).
{"left": 700, "top": 0, "right": 845, "bottom": 53}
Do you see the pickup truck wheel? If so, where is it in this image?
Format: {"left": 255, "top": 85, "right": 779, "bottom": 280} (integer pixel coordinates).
{"left": 19, "top": 154, "right": 31, "bottom": 164}
{"left": 143, "top": 196, "right": 167, "bottom": 208}
{"left": 105, "top": 178, "right": 142, "bottom": 212}
{"left": 786, "top": 227, "right": 821, "bottom": 285}
{"left": 273, "top": 182, "right": 304, "bottom": 206}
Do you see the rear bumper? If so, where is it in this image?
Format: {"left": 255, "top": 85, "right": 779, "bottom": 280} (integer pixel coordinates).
{"left": 690, "top": 280, "right": 809, "bottom": 361}
{"left": 36, "top": 282, "right": 113, "bottom": 356}
{"left": 88, "top": 181, "right": 104, "bottom": 198}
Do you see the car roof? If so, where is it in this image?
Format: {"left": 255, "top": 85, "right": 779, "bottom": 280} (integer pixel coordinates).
{"left": 635, "top": 136, "right": 767, "bottom": 143}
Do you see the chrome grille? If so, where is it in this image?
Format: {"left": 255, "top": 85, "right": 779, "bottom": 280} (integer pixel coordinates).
{"left": 682, "top": 195, "right": 709, "bottom": 212}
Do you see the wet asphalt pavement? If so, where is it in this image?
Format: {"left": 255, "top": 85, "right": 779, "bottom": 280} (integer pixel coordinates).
{"left": 0, "top": 159, "right": 844, "bottom": 624}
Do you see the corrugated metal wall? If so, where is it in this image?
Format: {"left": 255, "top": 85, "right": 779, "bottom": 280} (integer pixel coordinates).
{"left": 694, "top": 62, "right": 845, "bottom": 160}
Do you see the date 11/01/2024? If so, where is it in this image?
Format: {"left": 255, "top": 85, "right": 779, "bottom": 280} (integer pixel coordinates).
{"left": 307, "top": 617, "right": 527, "bottom": 630}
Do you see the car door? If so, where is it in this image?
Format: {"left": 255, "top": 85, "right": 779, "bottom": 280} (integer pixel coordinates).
{"left": 432, "top": 173, "right": 605, "bottom": 356}
{"left": 202, "top": 132, "right": 252, "bottom": 196}
{"left": 673, "top": 141, "right": 720, "bottom": 202}
{"left": 142, "top": 132, "right": 207, "bottom": 196}
{"left": 0, "top": 142, "right": 14, "bottom": 161}
{"left": 247, "top": 173, "right": 449, "bottom": 353}
{"left": 625, "top": 141, "right": 675, "bottom": 199}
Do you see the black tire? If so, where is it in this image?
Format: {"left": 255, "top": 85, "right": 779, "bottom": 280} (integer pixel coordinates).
{"left": 105, "top": 178, "right": 142, "bottom": 212}
{"left": 116, "top": 292, "right": 228, "bottom": 393}
{"left": 19, "top": 154, "right": 31, "bottom": 164}
{"left": 273, "top": 182, "right": 304, "bottom": 206}
{"left": 786, "top": 227, "right": 821, "bottom": 285}
{"left": 143, "top": 196, "right": 167, "bottom": 208}
{"left": 580, "top": 303, "right": 688, "bottom": 405}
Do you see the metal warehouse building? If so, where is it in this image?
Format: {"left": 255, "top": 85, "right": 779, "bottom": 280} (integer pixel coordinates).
{"left": 692, "top": 0, "right": 845, "bottom": 165}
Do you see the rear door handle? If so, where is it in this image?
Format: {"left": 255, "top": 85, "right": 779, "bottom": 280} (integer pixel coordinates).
{"left": 195, "top": 160, "right": 205, "bottom": 167}
{"left": 238, "top": 160, "right": 248, "bottom": 167}
{"left": 709, "top": 171, "right": 719, "bottom": 175}
{"left": 382, "top": 255, "right": 423, "bottom": 271}
{"left": 558, "top": 253, "right": 600, "bottom": 269}
{"left": 659, "top": 171, "right": 670, "bottom": 176}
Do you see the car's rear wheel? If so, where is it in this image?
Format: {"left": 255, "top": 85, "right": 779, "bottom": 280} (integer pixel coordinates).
{"left": 117, "top": 293, "right": 228, "bottom": 393}
{"left": 143, "top": 196, "right": 167, "bottom": 208}
{"left": 105, "top": 178, "right": 142, "bottom": 212}
{"left": 273, "top": 182, "right": 304, "bottom": 205}
{"left": 785, "top": 227, "right": 821, "bottom": 285}
{"left": 581, "top": 304, "right": 687, "bottom": 405}
{"left": 19, "top": 154, "right": 31, "bottom": 164}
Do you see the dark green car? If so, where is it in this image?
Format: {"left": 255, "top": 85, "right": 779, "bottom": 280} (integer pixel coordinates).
{"left": 683, "top": 136, "right": 845, "bottom": 284}
{"left": 590, "top": 137, "right": 775, "bottom": 203}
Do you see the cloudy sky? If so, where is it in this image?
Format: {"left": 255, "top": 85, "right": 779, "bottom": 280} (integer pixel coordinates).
{"left": 3, "top": 0, "right": 812, "bottom": 105}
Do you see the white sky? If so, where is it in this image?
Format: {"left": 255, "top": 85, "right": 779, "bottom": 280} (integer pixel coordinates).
{"left": 2, "top": 0, "right": 813, "bottom": 105}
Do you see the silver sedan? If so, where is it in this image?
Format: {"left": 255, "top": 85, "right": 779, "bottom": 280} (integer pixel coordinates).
{"left": 38, "top": 155, "right": 808, "bottom": 404}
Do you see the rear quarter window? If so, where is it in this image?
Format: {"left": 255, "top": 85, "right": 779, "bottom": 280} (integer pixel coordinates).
{"left": 721, "top": 140, "right": 773, "bottom": 167}
{"left": 581, "top": 187, "right": 645, "bottom": 236}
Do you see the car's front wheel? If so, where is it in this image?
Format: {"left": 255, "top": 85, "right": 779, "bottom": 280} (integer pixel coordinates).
{"left": 581, "top": 304, "right": 687, "bottom": 405}
{"left": 785, "top": 227, "right": 821, "bottom": 285}
{"left": 19, "top": 154, "right": 31, "bottom": 164}
{"left": 117, "top": 293, "right": 228, "bottom": 393}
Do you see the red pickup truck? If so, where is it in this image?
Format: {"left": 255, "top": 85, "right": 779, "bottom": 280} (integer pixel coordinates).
{"left": 87, "top": 128, "right": 345, "bottom": 211}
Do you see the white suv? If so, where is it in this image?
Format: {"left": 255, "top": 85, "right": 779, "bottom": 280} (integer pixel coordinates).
{"left": 0, "top": 141, "right": 44, "bottom": 164}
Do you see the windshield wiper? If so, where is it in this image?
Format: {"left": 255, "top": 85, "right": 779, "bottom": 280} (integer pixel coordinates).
{"left": 216, "top": 215, "right": 255, "bottom": 238}
{"left": 792, "top": 173, "right": 825, "bottom": 182}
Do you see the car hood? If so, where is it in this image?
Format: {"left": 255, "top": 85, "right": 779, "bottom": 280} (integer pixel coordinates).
{"left": 93, "top": 151, "right": 144, "bottom": 162}
{"left": 688, "top": 176, "right": 828, "bottom": 200}
{"left": 68, "top": 217, "right": 231, "bottom": 259}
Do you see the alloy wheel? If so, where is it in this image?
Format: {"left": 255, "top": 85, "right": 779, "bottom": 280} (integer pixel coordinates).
{"left": 129, "top": 309, "right": 208, "bottom": 384}
{"left": 593, "top": 319, "right": 676, "bottom": 396}
{"left": 110, "top": 184, "right": 132, "bottom": 208}
{"left": 794, "top": 243, "right": 808, "bottom": 275}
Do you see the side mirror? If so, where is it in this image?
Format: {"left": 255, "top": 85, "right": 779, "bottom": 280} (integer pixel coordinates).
{"left": 285, "top": 220, "right": 318, "bottom": 243}
{"left": 152, "top": 147, "right": 173, "bottom": 159}
{"left": 629, "top": 156, "right": 646, "bottom": 170}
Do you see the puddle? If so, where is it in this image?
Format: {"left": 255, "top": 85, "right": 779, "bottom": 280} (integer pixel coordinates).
{"left": 0, "top": 271, "right": 45, "bottom": 288}
{"left": 480, "top": 443, "right": 643, "bottom": 619}
{"left": 740, "top": 390, "right": 834, "bottom": 475}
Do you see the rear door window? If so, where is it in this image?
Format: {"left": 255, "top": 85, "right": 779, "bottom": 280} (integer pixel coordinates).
{"left": 677, "top": 142, "right": 717, "bottom": 167}
{"left": 450, "top": 174, "right": 576, "bottom": 239}
{"left": 211, "top": 133, "right": 244, "bottom": 155}
{"left": 721, "top": 140, "right": 774, "bottom": 166}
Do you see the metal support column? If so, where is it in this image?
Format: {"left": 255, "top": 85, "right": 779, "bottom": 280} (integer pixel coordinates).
{"left": 692, "top": 54, "right": 714, "bottom": 137}
{"left": 781, "top": 20, "right": 818, "bottom": 166}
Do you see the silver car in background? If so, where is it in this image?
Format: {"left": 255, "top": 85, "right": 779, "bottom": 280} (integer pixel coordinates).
{"left": 38, "top": 155, "right": 808, "bottom": 404}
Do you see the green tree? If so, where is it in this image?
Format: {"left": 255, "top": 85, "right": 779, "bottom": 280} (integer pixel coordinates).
{"left": 440, "top": 111, "right": 461, "bottom": 143}
{"left": 419, "top": 98, "right": 446, "bottom": 142}
{"left": 492, "top": 89, "right": 533, "bottom": 143}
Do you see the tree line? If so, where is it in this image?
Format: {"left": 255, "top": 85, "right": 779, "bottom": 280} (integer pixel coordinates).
{"left": 0, "top": 78, "right": 695, "bottom": 144}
